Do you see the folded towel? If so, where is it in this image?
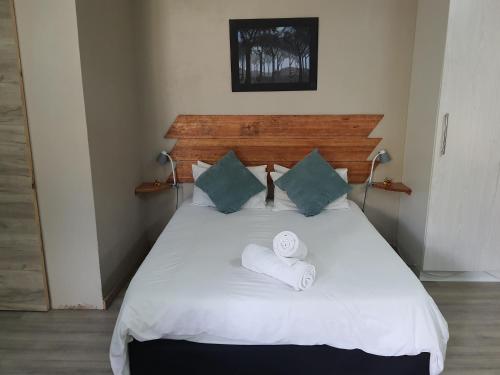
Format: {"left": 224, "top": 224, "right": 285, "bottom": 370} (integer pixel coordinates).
{"left": 273, "top": 230, "right": 308, "bottom": 266}
{"left": 242, "top": 244, "right": 316, "bottom": 291}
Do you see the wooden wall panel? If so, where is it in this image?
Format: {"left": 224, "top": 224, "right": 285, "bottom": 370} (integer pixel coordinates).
{"left": 171, "top": 160, "right": 375, "bottom": 184}
{"left": 170, "top": 138, "right": 382, "bottom": 163}
{"left": 165, "top": 114, "right": 383, "bottom": 184}
{"left": 166, "top": 114, "right": 383, "bottom": 138}
{"left": 0, "top": 0, "right": 49, "bottom": 311}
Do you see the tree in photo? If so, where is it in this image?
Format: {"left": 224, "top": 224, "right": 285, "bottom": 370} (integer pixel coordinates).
{"left": 238, "top": 29, "right": 259, "bottom": 85}
{"left": 283, "top": 27, "right": 310, "bottom": 82}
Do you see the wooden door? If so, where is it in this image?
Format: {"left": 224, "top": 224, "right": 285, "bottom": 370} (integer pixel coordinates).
{"left": 0, "top": 0, "right": 49, "bottom": 310}
{"left": 424, "top": 0, "right": 500, "bottom": 271}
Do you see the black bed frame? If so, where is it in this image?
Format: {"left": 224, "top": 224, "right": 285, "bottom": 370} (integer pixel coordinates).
{"left": 129, "top": 339, "right": 430, "bottom": 375}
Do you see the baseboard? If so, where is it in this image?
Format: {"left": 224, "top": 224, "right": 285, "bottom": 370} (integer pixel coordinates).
{"left": 419, "top": 271, "right": 500, "bottom": 282}
{"left": 103, "top": 241, "right": 152, "bottom": 309}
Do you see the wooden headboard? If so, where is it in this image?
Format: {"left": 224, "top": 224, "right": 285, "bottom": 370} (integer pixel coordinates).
{"left": 165, "top": 115, "right": 383, "bottom": 184}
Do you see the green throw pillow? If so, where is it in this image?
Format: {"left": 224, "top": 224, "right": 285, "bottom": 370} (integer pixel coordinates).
{"left": 195, "top": 150, "right": 266, "bottom": 214}
{"left": 274, "top": 149, "right": 352, "bottom": 217}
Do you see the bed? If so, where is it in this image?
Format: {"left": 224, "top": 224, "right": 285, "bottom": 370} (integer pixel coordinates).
{"left": 110, "top": 200, "right": 448, "bottom": 375}
{"left": 111, "top": 114, "right": 448, "bottom": 374}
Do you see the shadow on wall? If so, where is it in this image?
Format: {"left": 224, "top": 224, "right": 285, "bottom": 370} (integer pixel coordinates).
{"left": 100, "top": 233, "right": 150, "bottom": 306}
{"left": 396, "top": 220, "right": 425, "bottom": 271}
{"left": 142, "top": 187, "right": 181, "bottom": 243}
{"left": 349, "top": 184, "right": 399, "bottom": 247}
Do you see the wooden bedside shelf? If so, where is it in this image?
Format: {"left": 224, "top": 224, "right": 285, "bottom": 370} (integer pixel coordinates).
{"left": 372, "top": 182, "right": 412, "bottom": 195}
{"left": 135, "top": 182, "right": 171, "bottom": 194}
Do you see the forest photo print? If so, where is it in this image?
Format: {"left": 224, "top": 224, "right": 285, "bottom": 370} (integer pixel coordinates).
{"left": 230, "top": 18, "right": 318, "bottom": 91}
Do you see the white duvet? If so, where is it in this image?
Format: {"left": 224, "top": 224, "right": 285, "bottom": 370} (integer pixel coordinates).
{"left": 110, "top": 201, "right": 448, "bottom": 375}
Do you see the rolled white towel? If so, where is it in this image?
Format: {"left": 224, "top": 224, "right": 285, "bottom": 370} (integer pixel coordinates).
{"left": 273, "top": 231, "right": 308, "bottom": 266}
{"left": 242, "top": 244, "right": 316, "bottom": 291}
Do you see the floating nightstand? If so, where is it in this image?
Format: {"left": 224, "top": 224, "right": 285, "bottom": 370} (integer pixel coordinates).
{"left": 372, "top": 182, "right": 412, "bottom": 195}
{"left": 135, "top": 181, "right": 171, "bottom": 194}
{"left": 136, "top": 151, "right": 180, "bottom": 210}
{"left": 135, "top": 150, "right": 178, "bottom": 194}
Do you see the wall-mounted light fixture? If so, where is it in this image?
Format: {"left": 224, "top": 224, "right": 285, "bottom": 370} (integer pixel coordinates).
{"left": 156, "top": 150, "right": 177, "bottom": 186}
{"left": 362, "top": 149, "right": 391, "bottom": 212}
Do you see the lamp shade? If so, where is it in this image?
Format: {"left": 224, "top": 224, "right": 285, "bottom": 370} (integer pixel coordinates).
{"left": 156, "top": 150, "right": 169, "bottom": 165}
{"left": 378, "top": 149, "right": 391, "bottom": 164}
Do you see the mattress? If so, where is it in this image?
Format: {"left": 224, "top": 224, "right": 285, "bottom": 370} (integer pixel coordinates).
{"left": 110, "top": 201, "right": 448, "bottom": 375}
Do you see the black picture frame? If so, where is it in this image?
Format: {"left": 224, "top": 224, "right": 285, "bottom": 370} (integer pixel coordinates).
{"left": 229, "top": 17, "right": 318, "bottom": 92}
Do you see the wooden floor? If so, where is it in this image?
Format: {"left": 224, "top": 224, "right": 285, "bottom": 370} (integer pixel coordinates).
{"left": 424, "top": 282, "right": 500, "bottom": 375}
{"left": 0, "top": 282, "right": 499, "bottom": 374}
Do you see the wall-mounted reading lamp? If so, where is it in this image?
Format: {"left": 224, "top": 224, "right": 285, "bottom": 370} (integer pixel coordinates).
{"left": 362, "top": 149, "right": 391, "bottom": 212}
{"left": 156, "top": 150, "right": 177, "bottom": 186}
{"left": 157, "top": 150, "right": 179, "bottom": 209}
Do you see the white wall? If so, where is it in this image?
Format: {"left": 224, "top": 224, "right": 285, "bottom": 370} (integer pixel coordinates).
{"left": 397, "top": 0, "right": 450, "bottom": 269}
{"left": 14, "top": 0, "right": 103, "bottom": 308}
{"left": 75, "top": 0, "right": 148, "bottom": 300}
{"left": 12, "top": 0, "right": 422, "bottom": 307}
{"left": 135, "top": 0, "right": 418, "bottom": 245}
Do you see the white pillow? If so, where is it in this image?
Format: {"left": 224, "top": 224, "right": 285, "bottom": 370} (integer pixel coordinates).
{"left": 271, "top": 164, "right": 350, "bottom": 211}
{"left": 273, "top": 164, "right": 291, "bottom": 174}
{"left": 192, "top": 161, "right": 268, "bottom": 209}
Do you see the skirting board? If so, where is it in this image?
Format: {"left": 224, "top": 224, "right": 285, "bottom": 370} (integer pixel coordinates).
{"left": 419, "top": 271, "right": 500, "bottom": 282}
{"left": 103, "top": 240, "right": 152, "bottom": 309}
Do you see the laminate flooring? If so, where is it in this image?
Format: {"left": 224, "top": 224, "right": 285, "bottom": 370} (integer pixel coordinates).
{"left": 0, "top": 282, "right": 499, "bottom": 374}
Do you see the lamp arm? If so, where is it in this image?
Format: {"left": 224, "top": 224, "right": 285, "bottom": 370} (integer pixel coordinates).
{"left": 165, "top": 153, "right": 177, "bottom": 186}
{"left": 368, "top": 155, "right": 378, "bottom": 185}
{"left": 362, "top": 154, "right": 379, "bottom": 212}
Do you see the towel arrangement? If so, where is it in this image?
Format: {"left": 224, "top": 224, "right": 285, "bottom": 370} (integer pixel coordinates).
{"left": 273, "top": 230, "right": 308, "bottom": 265}
{"left": 242, "top": 231, "right": 316, "bottom": 291}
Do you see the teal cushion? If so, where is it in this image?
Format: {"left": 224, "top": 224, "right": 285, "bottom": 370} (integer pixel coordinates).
{"left": 195, "top": 150, "right": 266, "bottom": 214}
{"left": 274, "top": 149, "right": 352, "bottom": 216}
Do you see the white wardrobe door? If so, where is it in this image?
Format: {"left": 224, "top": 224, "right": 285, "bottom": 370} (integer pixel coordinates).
{"left": 424, "top": 0, "right": 500, "bottom": 271}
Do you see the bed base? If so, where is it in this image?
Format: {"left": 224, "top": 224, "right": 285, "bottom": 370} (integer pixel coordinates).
{"left": 129, "top": 339, "right": 430, "bottom": 375}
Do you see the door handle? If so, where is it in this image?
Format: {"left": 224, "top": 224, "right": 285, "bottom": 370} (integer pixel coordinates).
{"left": 440, "top": 113, "right": 449, "bottom": 156}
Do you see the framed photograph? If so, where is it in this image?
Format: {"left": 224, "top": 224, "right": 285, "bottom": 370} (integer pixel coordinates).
{"left": 229, "top": 17, "right": 318, "bottom": 92}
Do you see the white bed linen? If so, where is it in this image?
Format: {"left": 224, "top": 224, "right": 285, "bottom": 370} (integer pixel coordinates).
{"left": 110, "top": 201, "right": 448, "bottom": 375}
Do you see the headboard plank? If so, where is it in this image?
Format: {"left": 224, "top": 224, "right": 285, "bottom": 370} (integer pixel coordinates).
{"left": 170, "top": 138, "right": 382, "bottom": 163}
{"left": 165, "top": 114, "right": 384, "bottom": 184}
{"left": 166, "top": 114, "right": 383, "bottom": 139}
{"left": 171, "top": 160, "right": 375, "bottom": 184}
